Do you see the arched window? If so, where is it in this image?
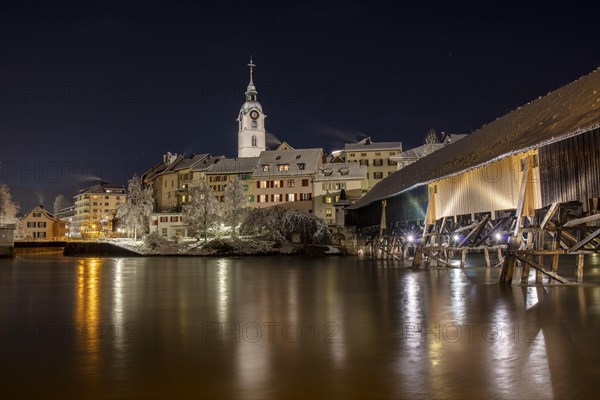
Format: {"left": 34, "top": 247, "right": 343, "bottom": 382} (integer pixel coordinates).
{"left": 252, "top": 135, "right": 257, "bottom": 146}
{"left": 251, "top": 120, "right": 258, "bottom": 129}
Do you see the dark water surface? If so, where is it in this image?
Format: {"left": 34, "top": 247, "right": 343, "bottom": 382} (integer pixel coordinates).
{"left": 1, "top": 255, "right": 599, "bottom": 399}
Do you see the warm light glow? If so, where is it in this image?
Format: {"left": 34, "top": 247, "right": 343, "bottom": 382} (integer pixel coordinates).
{"left": 494, "top": 233, "right": 502, "bottom": 241}
{"left": 453, "top": 234, "right": 459, "bottom": 241}
{"left": 407, "top": 235, "right": 414, "bottom": 243}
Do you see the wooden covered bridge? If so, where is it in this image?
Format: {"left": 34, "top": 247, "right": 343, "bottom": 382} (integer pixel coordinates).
{"left": 347, "top": 68, "right": 600, "bottom": 284}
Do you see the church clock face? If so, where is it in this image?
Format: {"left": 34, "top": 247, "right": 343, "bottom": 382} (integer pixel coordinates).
{"left": 250, "top": 110, "right": 259, "bottom": 120}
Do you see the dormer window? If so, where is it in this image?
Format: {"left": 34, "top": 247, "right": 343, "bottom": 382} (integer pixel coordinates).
{"left": 278, "top": 164, "right": 289, "bottom": 172}
{"left": 295, "top": 155, "right": 301, "bottom": 159}
{"left": 262, "top": 165, "right": 270, "bottom": 172}
{"left": 276, "top": 156, "right": 281, "bottom": 160}
{"left": 297, "top": 163, "right": 306, "bottom": 170}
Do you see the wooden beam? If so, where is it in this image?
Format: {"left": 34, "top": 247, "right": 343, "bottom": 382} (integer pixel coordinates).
{"left": 569, "top": 228, "right": 600, "bottom": 252}
{"left": 540, "top": 203, "right": 559, "bottom": 230}
{"left": 514, "top": 156, "right": 531, "bottom": 237}
{"left": 563, "top": 212, "right": 600, "bottom": 227}
{"left": 453, "top": 221, "right": 480, "bottom": 233}
{"left": 515, "top": 255, "right": 571, "bottom": 284}
{"left": 458, "top": 218, "right": 488, "bottom": 247}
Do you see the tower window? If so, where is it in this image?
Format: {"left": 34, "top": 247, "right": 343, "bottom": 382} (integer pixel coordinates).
{"left": 252, "top": 135, "right": 257, "bottom": 146}
{"left": 251, "top": 121, "right": 258, "bottom": 129}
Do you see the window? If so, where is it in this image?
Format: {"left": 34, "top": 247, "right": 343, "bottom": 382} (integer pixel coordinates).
{"left": 374, "top": 172, "right": 383, "bottom": 179}
{"left": 324, "top": 196, "right": 332, "bottom": 204}
{"left": 359, "top": 160, "right": 369, "bottom": 166}
{"left": 287, "top": 193, "right": 295, "bottom": 201}
{"left": 258, "top": 194, "right": 267, "bottom": 203}
{"left": 373, "top": 159, "right": 383, "bottom": 166}
{"left": 252, "top": 135, "right": 257, "bottom": 146}
{"left": 273, "top": 194, "right": 281, "bottom": 202}
{"left": 360, "top": 153, "right": 367, "bottom": 157}
{"left": 325, "top": 208, "right": 333, "bottom": 217}
{"left": 160, "top": 217, "right": 168, "bottom": 222}
{"left": 33, "top": 212, "right": 41, "bottom": 218}
{"left": 93, "top": 202, "right": 98, "bottom": 206}
{"left": 262, "top": 165, "right": 269, "bottom": 172}
{"left": 297, "top": 163, "right": 306, "bottom": 170}
{"left": 258, "top": 181, "right": 268, "bottom": 188}
{"left": 105, "top": 196, "right": 109, "bottom": 199}
{"left": 287, "top": 179, "right": 295, "bottom": 187}
{"left": 349, "top": 153, "right": 355, "bottom": 157}
{"left": 161, "top": 228, "right": 168, "bottom": 236}
{"left": 277, "top": 164, "right": 289, "bottom": 172}
{"left": 275, "top": 155, "right": 281, "bottom": 160}
{"left": 251, "top": 121, "right": 257, "bottom": 129}
{"left": 302, "top": 179, "right": 309, "bottom": 187}
{"left": 388, "top": 159, "right": 397, "bottom": 166}
{"left": 299, "top": 193, "right": 311, "bottom": 201}
{"left": 170, "top": 216, "right": 178, "bottom": 222}
{"left": 273, "top": 180, "right": 283, "bottom": 188}
{"left": 388, "top": 172, "right": 393, "bottom": 176}
{"left": 295, "top": 155, "right": 301, "bottom": 159}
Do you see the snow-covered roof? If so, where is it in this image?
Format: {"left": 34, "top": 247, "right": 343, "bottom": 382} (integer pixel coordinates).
{"left": 21, "top": 205, "right": 60, "bottom": 222}
{"left": 253, "top": 148, "right": 323, "bottom": 177}
{"left": 77, "top": 182, "right": 126, "bottom": 195}
{"left": 343, "top": 137, "right": 402, "bottom": 152}
{"left": 314, "top": 162, "right": 367, "bottom": 181}
{"left": 173, "top": 154, "right": 210, "bottom": 170}
{"left": 191, "top": 156, "right": 225, "bottom": 172}
{"left": 390, "top": 143, "right": 446, "bottom": 161}
{"left": 206, "top": 157, "right": 260, "bottom": 174}
{"left": 349, "top": 68, "right": 600, "bottom": 210}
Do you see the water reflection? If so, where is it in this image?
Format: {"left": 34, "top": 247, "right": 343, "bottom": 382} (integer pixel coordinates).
{"left": 0, "top": 257, "right": 597, "bottom": 399}
{"left": 75, "top": 258, "right": 101, "bottom": 384}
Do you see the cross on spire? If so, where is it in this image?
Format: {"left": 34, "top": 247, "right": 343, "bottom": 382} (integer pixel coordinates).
{"left": 248, "top": 56, "right": 255, "bottom": 83}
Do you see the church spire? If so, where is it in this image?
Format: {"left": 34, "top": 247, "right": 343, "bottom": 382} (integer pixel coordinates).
{"left": 245, "top": 56, "right": 257, "bottom": 101}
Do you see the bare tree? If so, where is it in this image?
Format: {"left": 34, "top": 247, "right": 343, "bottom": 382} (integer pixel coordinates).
{"left": 182, "top": 181, "right": 220, "bottom": 242}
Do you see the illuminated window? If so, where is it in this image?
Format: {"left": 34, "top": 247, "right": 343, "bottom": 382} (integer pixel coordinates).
{"left": 325, "top": 208, "right": 333, "bottom": 217}
{"left": 278, "top": 164, "right": 289, "bottom": 171}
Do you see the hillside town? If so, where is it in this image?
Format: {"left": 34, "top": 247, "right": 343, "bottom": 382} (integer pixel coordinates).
{"left": 0, "top": 63, "right": 598, "bottom": 284}
{"left": 1, "top": 60, "right": 463, "bottom": 243}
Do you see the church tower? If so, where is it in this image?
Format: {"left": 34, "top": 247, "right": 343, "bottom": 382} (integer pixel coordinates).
{"left": 237, "top": 57, "right": 266, "bottom": 158}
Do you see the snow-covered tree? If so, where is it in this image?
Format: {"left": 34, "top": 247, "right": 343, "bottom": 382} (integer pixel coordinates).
{"left": 282, "top": 209, "right": 332, "bottom": 244}
{"left": 240, "top": 207, "right": 331, "bottom": 244}
{"left": 116, "top": 175, "right": 154, "bottom": 240}
{"left": 223, "top": 178, "right": 248, "bottom": 236}
{"left": 182, "top": 181, "right": 220, "bottom": 242}
{"left": 424, "top": 128, "right": 440, "bottom": 144}
{"left": 0, "top": 183, "right": 19, "bottom": 224}
{"left": 53, "top": 194, "right": 69, "bottom": 214}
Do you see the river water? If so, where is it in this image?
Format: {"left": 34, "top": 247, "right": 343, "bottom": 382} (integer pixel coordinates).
{"left": 1, "top": 254, "right": 599, "bottom": 399}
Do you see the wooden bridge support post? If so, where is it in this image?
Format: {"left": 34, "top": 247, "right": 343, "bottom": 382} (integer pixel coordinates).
{"left": 460, "top": 249, "right": 467, "bottom": 268}
{"left": 499, "top": 237, "right": 520, "bottom": 285}
{"left": 577, "top": 254, "right": 584, "bottom": 284}
{"left": 484, "top": 248, "right": 491, "bottom": 268}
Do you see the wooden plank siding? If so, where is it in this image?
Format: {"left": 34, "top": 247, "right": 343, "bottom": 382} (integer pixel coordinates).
{"left": 539, "top": 127, "right": 600, "bottom": 209}
{"left": 429, "top": 150, "right": 542, "bottom": 220}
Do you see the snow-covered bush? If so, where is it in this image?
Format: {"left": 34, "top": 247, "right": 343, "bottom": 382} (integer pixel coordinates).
{"left": 144, "top": 232, "right": 170, "bottom": 250}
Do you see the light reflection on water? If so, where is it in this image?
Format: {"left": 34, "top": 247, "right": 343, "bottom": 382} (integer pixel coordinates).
{"left": 0, "top": 256, "right": 598, "bottom": 399}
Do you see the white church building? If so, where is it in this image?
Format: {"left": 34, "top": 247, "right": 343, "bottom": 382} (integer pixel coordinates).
{"left": 237, "top": 58, "right": 266, "bottom": 158}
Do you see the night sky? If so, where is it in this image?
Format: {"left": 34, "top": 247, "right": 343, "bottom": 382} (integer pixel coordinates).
{"left": 1, "top": 1, "right": 598, "bottom": 213}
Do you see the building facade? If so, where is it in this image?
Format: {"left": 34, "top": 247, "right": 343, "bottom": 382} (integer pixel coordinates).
{"left": 19, "top": 205, "right": 66, "bottom": 240}
{"left": 74, "top": 181, "right": 126, "bottom": 237}
{"left": 341, "top": 137, "right": 402, "bottom": 191}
